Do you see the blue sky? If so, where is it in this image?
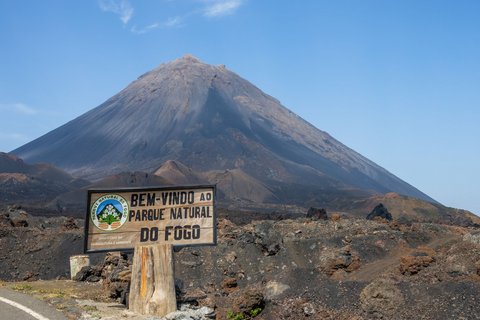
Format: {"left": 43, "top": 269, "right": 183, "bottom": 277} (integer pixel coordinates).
{"left": 1, "top": 0, "right": 479, "bottom": 214}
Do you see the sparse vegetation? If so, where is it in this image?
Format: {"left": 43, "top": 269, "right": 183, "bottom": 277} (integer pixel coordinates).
{"left": 11, "top": 283, "right": 34, "bottom": 292}
{"left": 54, "top": 303, "right": 67, "bottom": 310}
{"left": 11, "top": 284, "right": 68, "bottom": 299}
{"left": 250, "top": 307, "right": 263, "bottom": 317}
{"left": 43, "top": 291, "right": 66, "bottom": 299}
{"left": 227, "top": 307, "right": 262, "bottom": 319}
{"left": 227, "top": 310, "right": 246, "bottom": 320}
{"left": 81, "top": 305, "right": 99, "bottom": 312}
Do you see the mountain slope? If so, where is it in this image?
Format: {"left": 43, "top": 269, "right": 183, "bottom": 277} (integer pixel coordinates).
{"left": 12, "top": 55, "right": 434, "bottom": 204}
{"left": 201, "top": 168, "right": 277, "bottom": 203}
{"left": 0, "top": 152, "right": 89, "bottom": 206}
{"left": 153, "top": 160, "right": 204, "bottom": 185}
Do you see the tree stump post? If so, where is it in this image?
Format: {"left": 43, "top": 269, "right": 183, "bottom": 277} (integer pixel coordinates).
{"left": 129, "top": 244, "right": 176, "bottom": 316}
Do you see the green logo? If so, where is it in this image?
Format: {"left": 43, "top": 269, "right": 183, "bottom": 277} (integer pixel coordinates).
{"left": 91, "top": 194, "right": 129, "bottom": 231}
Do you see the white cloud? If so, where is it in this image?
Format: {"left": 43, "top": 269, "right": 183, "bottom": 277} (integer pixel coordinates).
{"left": 164, "top": 16, "right": 183, "bottom": 28}
{"left": 131, "top": 24, "right": 154, "bottom": 34}
{"left": 0, "top": 103, "right": 37, "bottom": 115}
{"left": 98, "top": 0, "right": 134, "bottom": 25}
{"left": 128, "top": 0, "right": 245, "bottom": 34}
{"left": 131, "top": 16, "right": 184, "bottom": 34}
{"left": 203, "top": 0, "right": 244, "bottom": 17}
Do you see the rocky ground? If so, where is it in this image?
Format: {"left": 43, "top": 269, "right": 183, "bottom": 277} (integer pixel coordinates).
{"left": 1, "top": 205, "right": 480, "bottom": 319}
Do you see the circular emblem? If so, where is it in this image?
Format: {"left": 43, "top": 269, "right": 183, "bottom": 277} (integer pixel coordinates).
{"left": 90, "top": 194, "right": 129, "bottom": 231}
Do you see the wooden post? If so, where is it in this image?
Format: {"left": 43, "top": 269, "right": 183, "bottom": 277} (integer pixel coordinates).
{"left": 129, "top": 244, "right": 176, "bottom": 316}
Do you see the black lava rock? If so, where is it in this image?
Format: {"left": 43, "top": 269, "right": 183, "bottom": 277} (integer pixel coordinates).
{"left": 367, "top": 203, "right": 392, "bottom": 221}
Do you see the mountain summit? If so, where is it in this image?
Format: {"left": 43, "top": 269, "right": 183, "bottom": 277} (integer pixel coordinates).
{"left": 12, "top": 55, "right": 434, "bottom": 205}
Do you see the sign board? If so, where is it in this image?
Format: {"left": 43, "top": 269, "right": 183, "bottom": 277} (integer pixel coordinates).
{"left": 84, "top": 185, "right": 216, "bottom": 253}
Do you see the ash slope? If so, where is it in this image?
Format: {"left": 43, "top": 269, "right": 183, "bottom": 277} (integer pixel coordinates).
{"left": 13, "top": 55, "right": 433, "bottom": 203}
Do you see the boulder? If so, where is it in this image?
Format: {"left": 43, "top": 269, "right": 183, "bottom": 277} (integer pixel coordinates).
{"left": 163, "top": 305, "right": 215, "bottom": 320}
{"left": 233, "top": 289, "right": 265, "bottom": 316}
{"left": 8, "top": 207, "right": 29, "bottom": 227}
{"left": 399, "top": 247, "right": 435, "bottom": 275}
{"left": 264, "top": 281, "right": 290, "bottom": 300}
{"left": 253, "top": 222, "right": 282, "bottom": 256}
{"left": 463, "top": 232, "right": 480, "bottom": 245}
{"left": 306, "top": 207, "right": 328, "bottom": 220}
{"left": 367, "top": 203, "right": 392, "bottom": 221}
{"left": 360, "top": 278, "right": 404, "bottom": 319}
{"left": 72, "top": 265, "right": 102, "bottom": 282}
{"left": 101, "top": 252, "right": 131, "bottom": 305}
{"left": 318, "top": 245, "right": 361, "bottom": 276}
{"left": 62, "top": 217, "right": 79, "bottom": 230}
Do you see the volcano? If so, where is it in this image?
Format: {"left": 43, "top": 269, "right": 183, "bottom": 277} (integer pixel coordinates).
{"left": 12, "top": 55, "right": 434, "bottom": 206}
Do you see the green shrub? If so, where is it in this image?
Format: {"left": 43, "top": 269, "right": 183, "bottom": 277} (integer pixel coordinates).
{"left": 250, "top": 307, "right": 262, "bottom": 317}
{"left": 227, "top": 307, "right": 262, "bottom": 319}
{"left": 227, "top": 310, "right": 246, "bottom": 320}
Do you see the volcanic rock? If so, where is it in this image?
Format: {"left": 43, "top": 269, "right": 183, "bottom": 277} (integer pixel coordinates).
{"left": 306, "top": 207, "right": 328, "bottom": 220}
{"left": 232, "top": 289, "right": 265, "bottom": 316}
{"left": 360, "top": 278, "right": 404, "bottom": 319}
{"left": 3, "top": 214, "right": 480, "bottom": 319}
{"left": 399, "top": 246, "right": 435, "bottom": 275}
{"left": 8, "top": 207, "right": 29, "bottom": 227}
{"left": 367, "top": 203, "right": 393, "bottom": 221}
{"left": 253, "top": 221, "right": 282, "bottom": 256}
{"left": 73, "top": 265, "right": 102, "bottom": 282}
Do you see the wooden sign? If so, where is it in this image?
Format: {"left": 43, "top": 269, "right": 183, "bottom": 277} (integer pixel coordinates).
{"left": 84, "top": 185, "right": 216, "bottom": 253}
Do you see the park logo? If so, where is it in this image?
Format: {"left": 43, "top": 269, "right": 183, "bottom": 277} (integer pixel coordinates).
{"left": 91, "top": 194, "right": 129, "bottom": 231}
